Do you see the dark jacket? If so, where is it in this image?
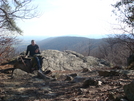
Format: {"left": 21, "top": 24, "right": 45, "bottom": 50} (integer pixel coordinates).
{"left": 26, "top": 44, "right": 40, "bottom": 56}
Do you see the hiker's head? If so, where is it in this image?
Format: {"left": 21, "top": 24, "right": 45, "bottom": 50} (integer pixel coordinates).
{"left": 31, "top": 40, "right": 35, "bottom": 46}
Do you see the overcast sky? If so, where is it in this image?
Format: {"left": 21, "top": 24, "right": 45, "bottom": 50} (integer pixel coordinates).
{"left": 18, "top": 0, "right": 119, "bottom": 38}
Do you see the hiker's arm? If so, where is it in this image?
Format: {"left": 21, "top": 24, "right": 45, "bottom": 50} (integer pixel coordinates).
{"left": 36, "top": 45, "right": 41, "bottom": 54}
{"left": 35, "top": 49, "right": 39, "bottom": 53}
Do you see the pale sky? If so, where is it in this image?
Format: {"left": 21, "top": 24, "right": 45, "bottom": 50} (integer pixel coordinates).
{"left": 18, "top": 0, "right": 118, "bottom": 38}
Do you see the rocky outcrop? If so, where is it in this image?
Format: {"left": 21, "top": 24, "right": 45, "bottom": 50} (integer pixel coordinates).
{"left": 123, "top": 80, "right": 134, "bottom": 101}
{"left": 1, "top": 62, "right": 133, "bottom": 101}
{"left": 41, "top": 50, "right": 110, "bottom": 71}
{"left": 4, "top": 50, "right": 110, "bottom": 73}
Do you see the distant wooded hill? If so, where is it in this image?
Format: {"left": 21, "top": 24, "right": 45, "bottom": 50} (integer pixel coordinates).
{"left": 37, "top": 36, "right": 106, "bottom": 55}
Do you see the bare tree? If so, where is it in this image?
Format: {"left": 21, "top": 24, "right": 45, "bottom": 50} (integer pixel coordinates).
{"left": 98, "top": 44, "right": 108, "bottom": 59}
{"left": 0, "top": 33, "right": 20, "bottom": 64}
{"left": 97, "top": 37, "right": 129, "bottom": 66}
{"left": 0, "top": 0, "right": 38, "bottom": 64}
{"left": 86, "top": 39, "right": 94, "bottom": 56}
{"left": 0, "top": 0, "right": 38, "bottom": 34}
{"left": 105, "top": 0, "right": 134, "bottom": 66}
{"left": 112, "top": 0, "right": 134, "bottom": 27}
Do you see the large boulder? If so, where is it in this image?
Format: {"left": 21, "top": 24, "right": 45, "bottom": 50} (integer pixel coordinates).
{"left": 12, "top": 69, "right": 29, "bottom": 79}
{"left": 127, "top": 54, "right": 134, "bottom": 69}
{"left": 123, "top": 80, "right": 134, "bottom": 101}
{"left": 127, "top": 54, "right": 134, "bottom": 66}
{"left": 41, "top": 50, "right": 110, "bottom": 71}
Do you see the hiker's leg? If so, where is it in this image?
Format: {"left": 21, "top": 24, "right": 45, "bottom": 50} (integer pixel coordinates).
{"left": 31, "top": 57, "right": 36, "bottom": 72}
{"left": 39, "top": 56, "right": 43, "bottom": 67}
{"left": 35, "top": 56, "right": 42, "bottom": 70}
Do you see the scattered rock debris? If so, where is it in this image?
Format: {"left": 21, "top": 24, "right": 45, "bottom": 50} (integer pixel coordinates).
{"left": 0, "top": 65, "right": 133, "bottom": 101}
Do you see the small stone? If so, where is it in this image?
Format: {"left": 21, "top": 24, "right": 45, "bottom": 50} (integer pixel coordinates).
{"left": 120, "top": 99, "right": 128, "bottom": 101}
{"left": 98, "top": 81, "right": 102, "bottom": 86}
{"left": 82, "top": 68, "right": 89, "bottom": 72}
{"left": 69, "top": 73, "right": 77, "bottom": 77}
{"left": 65, "top": 76, "right": 73, "bottom": 81}
{"left": 82, "top": 78, "right": 96, "bottom": 88}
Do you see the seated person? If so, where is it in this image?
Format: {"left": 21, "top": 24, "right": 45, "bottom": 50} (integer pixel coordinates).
{"left": 26, "top": 40, "right": 42, "bottom": 72}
